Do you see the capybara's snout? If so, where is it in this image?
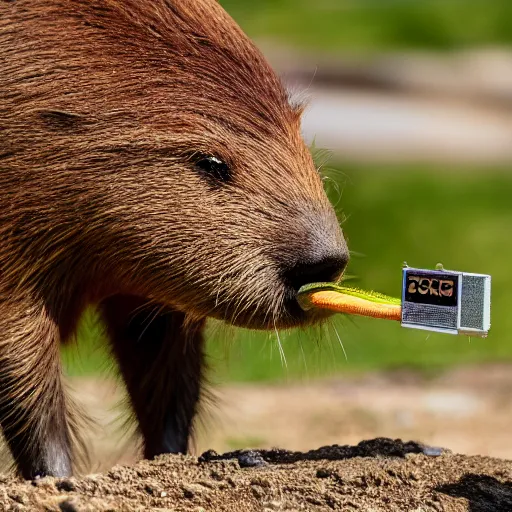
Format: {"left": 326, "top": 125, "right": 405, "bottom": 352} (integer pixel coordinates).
{"left": 267, "top": 207, "right": 349, "bottom": 326}
{"left": 278, "top": 207, "right": 348, "bottom": 287}
{"left": 283, "top": 253, "right": 348, "bottom": 293}
{"left": 206, "top": 198, "right": 350, "bottom": 331}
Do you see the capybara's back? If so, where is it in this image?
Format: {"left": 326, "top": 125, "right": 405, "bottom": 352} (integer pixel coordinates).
{"left": 0, "top": 0, "right": 348, "bottom": 479}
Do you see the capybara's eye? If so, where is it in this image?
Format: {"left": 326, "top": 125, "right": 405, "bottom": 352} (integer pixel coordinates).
{"left": 194, "top": 155, "right": 232, "bottom": 184}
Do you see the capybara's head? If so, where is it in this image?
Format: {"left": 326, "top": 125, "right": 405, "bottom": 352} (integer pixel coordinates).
{"left": 3, "top": 0, "right": 348, "bottom": 329}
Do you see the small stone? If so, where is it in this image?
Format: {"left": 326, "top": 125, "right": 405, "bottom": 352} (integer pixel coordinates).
{"left": 422, "top": 446, "right": 444, "bottom": 457}
{"left": 251, "top": 486, "right": 264, "bottom": 499}
{"left": 316, "top": 468, "right": 332, "bottom": 479}
{"left": 59, "top": 499, "right": 79, "bottom": 512}
{"left": 198, "top": 450, "right": 219, "bottom": 463}
{"left": 238, "top": 451, "right": 267, "bottom": 468}
{"left": 210, "top": 470, "right": 223, "bottom": 481}
{"left": 226, "top": 477, "right": 237, "bottom": 488}
{"left": 183, "top": 486, "right": 194, "bottom": 499}
{"left": 182, "top": 484, "right": 205, "bottom": 499}
{"left": 145, "top": 484, "right": 155, "bottom": 495}
{"left": 56, "top": 479, "right": 76, "bottom": 492}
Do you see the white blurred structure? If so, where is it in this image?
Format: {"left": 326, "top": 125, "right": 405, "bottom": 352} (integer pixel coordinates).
{"left": 269, "top": 48, "right": 512, "bottom": 164}
{"left": 301, "top": 88, "right": 512, "bottom": 164}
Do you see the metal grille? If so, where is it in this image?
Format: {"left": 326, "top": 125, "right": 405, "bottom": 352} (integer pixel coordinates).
{"left": 460, "top": 275, "right": 485, "bottom": 330}
{"left": 402, "top": 302, "right": 458, "bottom": 330}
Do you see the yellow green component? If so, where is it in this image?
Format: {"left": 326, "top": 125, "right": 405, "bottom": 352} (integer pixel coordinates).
{"left": 297, "top": 282, "right": 401, "bottom": 311}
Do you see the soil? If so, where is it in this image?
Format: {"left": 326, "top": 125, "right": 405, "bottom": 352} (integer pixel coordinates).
{"left": 2, "top": 365, "right": 512, "bottom": 510}
{"left": 1, "top": 442, "right": 512, "bottom": 511}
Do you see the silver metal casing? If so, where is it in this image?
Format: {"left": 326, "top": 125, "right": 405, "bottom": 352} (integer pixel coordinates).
{"left": 401, "top": 267, "right": 491, "bottom": 337}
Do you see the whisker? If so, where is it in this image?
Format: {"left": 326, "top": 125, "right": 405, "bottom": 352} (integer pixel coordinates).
{"left": 127, "top": 298, "right": 158, "bottom": 323}
{"left": 137, "top": 304, "right": 166, "bottom": 342}
{"left": 274, "top": 320, "right": 288, "bottom": 369}
{"left": 299, "top": 337, "right": 308, "bottom": 376}
{"left": 332, "top": 321, "right": 348, "bottom": 362}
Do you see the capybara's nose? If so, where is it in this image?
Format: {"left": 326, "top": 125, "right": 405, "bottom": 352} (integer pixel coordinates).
{"left": 285, "top": 254, "right": 348, "bottom": 293}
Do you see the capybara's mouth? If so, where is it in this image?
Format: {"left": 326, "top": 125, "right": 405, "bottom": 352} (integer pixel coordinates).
{"left": 282, "top": 298, "right": 335, "bottom": 329}
{"left": 220, "top": 284, "right": 337, "bottom": 331}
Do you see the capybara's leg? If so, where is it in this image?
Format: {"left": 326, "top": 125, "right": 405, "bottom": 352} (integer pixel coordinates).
{"left": 101, "top": 295, "right": 205, "bottom": 458}
{"left": 0, "top": 300, "right": 73, "bottom": 479}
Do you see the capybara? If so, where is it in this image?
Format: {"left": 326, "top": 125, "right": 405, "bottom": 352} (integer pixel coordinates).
{"left": 0, "top": 0, "right": 349, "bottom": 479}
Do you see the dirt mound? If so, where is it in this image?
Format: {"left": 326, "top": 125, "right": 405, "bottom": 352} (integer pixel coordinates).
{"left": 1, "top": 438, "right": 511, "bottom": 511}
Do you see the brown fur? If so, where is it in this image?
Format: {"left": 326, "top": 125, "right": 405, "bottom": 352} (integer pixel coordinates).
{"left": 0, "top": 0, "right": 348, "bottom": 479}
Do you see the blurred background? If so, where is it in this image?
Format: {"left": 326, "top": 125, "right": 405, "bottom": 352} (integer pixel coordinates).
{"left": 64, "top": 0, "right": 512, "bottom": 471}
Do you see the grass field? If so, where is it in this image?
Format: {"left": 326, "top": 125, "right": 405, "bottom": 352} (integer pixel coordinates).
{"left": 220, "top": 0, "right": 512, "bottom": 51}
{"left": 63, "top": 164, "right": 512, "bottom": 383}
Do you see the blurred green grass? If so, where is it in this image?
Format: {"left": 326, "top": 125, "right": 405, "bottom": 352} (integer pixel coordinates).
{"left": 64, "top": 165, "right": 512, "bottom": 383}
{"left": 220, "top": 0, "right": 512, "bottom": 51}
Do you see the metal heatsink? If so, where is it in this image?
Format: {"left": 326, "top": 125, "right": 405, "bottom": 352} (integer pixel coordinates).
{"left": 401, "top": 266, "right": 491, "bottom": 337}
